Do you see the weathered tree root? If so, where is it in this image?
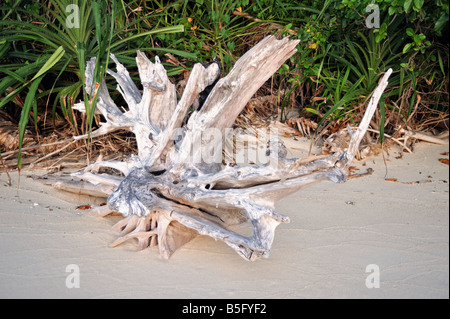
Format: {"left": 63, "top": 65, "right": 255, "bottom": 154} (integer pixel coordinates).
{"left": 44, "top": 36, "right": 393, "bottom": 261}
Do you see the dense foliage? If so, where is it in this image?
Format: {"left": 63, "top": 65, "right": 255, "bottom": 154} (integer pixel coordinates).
{"left": 0, "top": 0, "right": 448, "bottom": 166}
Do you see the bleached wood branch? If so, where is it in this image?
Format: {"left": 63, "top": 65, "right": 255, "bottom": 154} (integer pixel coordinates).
{"left": 340, "top": 68, "right": 393, "bottom": 168}
{"left": 46, "top": 36, "right": 393, "bottom": 261}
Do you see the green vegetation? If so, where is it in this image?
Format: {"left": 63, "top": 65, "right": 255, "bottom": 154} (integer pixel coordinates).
{"left": 0, "top": 0, "right": 183, "bottom": 167}
{"left": 0, "top": 0, "right": 448, "bottom": 168}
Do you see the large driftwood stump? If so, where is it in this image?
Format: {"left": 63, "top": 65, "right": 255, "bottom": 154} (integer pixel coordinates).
{"left": 45, "top": 36, "right": 393, "bottom": 261}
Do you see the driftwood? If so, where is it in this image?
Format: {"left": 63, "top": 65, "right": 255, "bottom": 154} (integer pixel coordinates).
{"left": 43, "top": 36, "right": 393, "bottom": 261}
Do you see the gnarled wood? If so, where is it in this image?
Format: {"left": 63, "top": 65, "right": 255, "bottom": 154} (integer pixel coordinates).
{"left": 47, "top": 36, "right": 393, "bottom": 261}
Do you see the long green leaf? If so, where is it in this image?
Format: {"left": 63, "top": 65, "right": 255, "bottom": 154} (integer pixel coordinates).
{"left": 17, "top": 76, "right": 44, "bottom": 169}
{"left": 408, "top": 71, "right": 417, "bottom": 118}
{"left": 108, "top": 25, "right": 184, "bottom": 51}
{"left": 76, "top": 41, "right": 89, "bottom": 123}
{"left": 0, "top": 69, "right": 26, "bottom": 84}
{"left": 0, "top": 85, "right": 26, "bottom": 109}
{"left": 91, "top": 1, "right": 103, "bottom": 50}
{"left": 437, "top": 51, "right": 445, "bottom": 76}
{"left": 0, "top": 59, "right": 45, "bottom": 94}
{"left": 31, "top": 46, "right": 66, "bottom": 81}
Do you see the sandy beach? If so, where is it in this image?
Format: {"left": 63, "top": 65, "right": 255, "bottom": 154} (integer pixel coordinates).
{"left": 0, "top": 140, "right": 448, "bottom": 299}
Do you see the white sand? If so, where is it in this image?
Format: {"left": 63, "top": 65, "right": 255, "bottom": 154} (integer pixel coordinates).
{"left": 0, "top": 141, "right": 448, "bottom": 299}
